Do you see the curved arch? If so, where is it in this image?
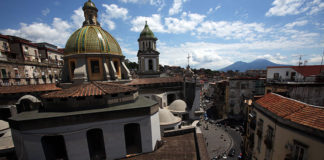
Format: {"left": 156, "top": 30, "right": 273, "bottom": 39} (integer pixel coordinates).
{"left": 17, "top": 95, "right": 41, "bottom": 105}
{"left": 16, "top": 95, "right": 41, "bottom": 113}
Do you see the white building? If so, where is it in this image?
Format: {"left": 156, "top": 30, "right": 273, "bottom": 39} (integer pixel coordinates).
{"left": 267, "top": 65, "right": 324, "bottom": 82}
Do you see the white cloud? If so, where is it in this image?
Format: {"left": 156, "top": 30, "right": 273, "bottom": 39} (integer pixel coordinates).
{"left": 130, "top": 14, "right": 166, "bottom": 32}
{"left": 266, "top": 0, "right": 324, "bottom": 16}
{"left": 169, "top": 0, "right": 187, "bottom": 15}
{"left": 1, "top": 19, "right": 72, "bottom": 47}
{"left": 196, "top": 21, "right": 269, "bottom": 41}
{"left": 42, "top": 8, "right": 50, "bottom": 16}
{"left": 156, "top": 29, "right": 323, "bottom": 69}
{"left": 284, "top": 20, "right": 308, "bottom": 28}
{"left": 119, "top": 0, "right": 165, "bottom": 11}
{"left": 307, "top": 0, "right": 324, "bottom": 15}
{"left": 207, "top": 5, "right": 221, "bottom": 14}
{"left": 130, "top": 12, "right": 205, "bottom": 34}
{"left": 101, "top": 4, "right": 129, "bottom": 30}
{"left": 308, "top": 54, "right": 324, "bottom": 64}
{"left": 0, "top": 8, "right": 83, "bottom": 47}
{"left": 165, "top": 12, "right": 205, "bottom": 34}
{"left": 71, "top": 7, "right": 84, "bottom": 28}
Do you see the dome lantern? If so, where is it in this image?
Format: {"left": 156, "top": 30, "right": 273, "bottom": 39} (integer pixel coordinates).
{"left": 82, "top": 0, "right": 100, "bottom": 27}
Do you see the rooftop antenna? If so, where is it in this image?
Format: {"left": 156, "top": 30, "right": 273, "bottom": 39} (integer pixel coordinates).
{"left": 298, "top": 55, "right": 303, "bottom": 66}
{"left": 293, "top": 54, "right": 304, "bottom": 66}
{"left": 304, "top": 60, "right": 308, "bottom": 66}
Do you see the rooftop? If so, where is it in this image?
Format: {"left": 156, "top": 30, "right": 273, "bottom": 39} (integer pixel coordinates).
{"left": 256, "top": 93, "right": 324, "bottom": 131}
{"left": 267, "top": 65, "right": 324, "bottom": 77}
{"left": 42, "top": 81, "right": 136, "bottom": 98}
{"left": 126, "top": 77, "right": 183, "bottom": 86}
{"left": 120, "top": 128, "right": 208, "bottom": 160}
{"left": 8, "top": 96, "right": 158, "bottom": 130}
{"left": 0, "top": 84, "right": 61, "bottom": 95}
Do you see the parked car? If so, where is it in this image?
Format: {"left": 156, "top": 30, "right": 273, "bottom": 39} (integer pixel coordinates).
{"left": 228, "top": 148, "right": 235, "bottom": 157}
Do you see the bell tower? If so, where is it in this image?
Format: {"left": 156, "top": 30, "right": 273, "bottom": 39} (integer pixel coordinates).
{"left": 137, "top": 21, "right": 160, "bottom": 78}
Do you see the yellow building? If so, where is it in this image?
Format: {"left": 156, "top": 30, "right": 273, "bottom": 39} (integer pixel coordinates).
{"left": 245, "top": 93, "right": 324, "bottom": 160}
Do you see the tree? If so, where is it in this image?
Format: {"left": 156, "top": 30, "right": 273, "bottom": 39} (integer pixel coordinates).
{"left": 125, "top": 59, "right": 138, "bottom": 70}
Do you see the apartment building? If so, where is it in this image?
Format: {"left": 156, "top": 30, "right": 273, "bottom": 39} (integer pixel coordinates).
{"left": 244, "top": 93, "right": 324, "bottom": 160}
{"left": 0, "top": 34, "right": 63, "bottom": 86}
{"left": 226, "top": 77, "right": 265, "bottom": 119}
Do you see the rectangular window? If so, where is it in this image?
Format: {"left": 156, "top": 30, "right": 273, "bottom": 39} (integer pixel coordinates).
{"left": 91, "top": 60, "right": 100, "bottom": 73}
{"left": 273, "top": 73, "right": 279, "bottom": 80}
{"left": 286, "top": 71, "right": 289, "bottom": 76}
{"left": 293, "top": 140, "right": 308, "bottom": 160}
{"left": 3, "top": 42, "right": 8, "bottom": 50}
{"left": 87, "top": 129, "right": 106, "bottom": 159}
{"left": 257, "top": 119, "right": 264, "bottom": 152}
{"left": 1, "top": 69, "right": 7, "bottom": 78}
{"left": 41, "top": 135, "right": 68, "bottom": 160}
{"left": 14, "top": 69, "right": 19, "bottom": 78}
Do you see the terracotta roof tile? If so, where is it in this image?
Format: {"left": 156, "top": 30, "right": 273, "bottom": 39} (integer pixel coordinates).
{"left": 291, "top": 65, "right": 324, "bottom": 77}
{"left": 120, "top": 132, "right": 198, "bottom": 160}
{"left": 126, "top": 77, "right": 183, "bottom": 86}
{"left": 267, "top": 65, "right": 324, "bottom": 77}
{"left": 41, "top": 82, "right": 137, "bottom": 98}
{"left": 0, "top": 84, "right": 61, "bottom": 94}
{"left": 256, "top": 93, "right": 324, "bottom": 131}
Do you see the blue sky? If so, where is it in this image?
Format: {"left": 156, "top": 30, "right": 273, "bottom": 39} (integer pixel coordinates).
{"left": 1, "top": 0, "right": 324, "bottom": 70}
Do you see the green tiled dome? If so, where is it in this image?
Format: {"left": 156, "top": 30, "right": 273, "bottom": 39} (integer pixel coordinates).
{"left": 64, "top": 26, "right": 122, "bottom": 55}
{"left": 140, "top": 22, "right": 156, "bottom": 39}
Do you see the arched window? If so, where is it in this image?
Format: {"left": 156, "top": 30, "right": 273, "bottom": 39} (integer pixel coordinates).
{"left": 148, "top": 59, "right": 153, "bottom": 71}
{"left": 42, "top": 135, "right": 68, "bottom": 160}
{"left": 124, "top": 123, "right": 142, "bottom": 154}
{"left": 87, "top": 128, "right": 106, "bottom": 160}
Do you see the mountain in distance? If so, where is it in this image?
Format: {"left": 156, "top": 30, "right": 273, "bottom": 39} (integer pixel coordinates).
{"left": 219, "top": 59, "right": 284, "bottom": 72}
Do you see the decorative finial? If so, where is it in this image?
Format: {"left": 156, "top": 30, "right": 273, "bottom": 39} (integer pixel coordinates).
{"left": 145, "top": 20, "right": 147, "bottom": 25}
{"left": 88, "top": 0, "right": 91, "bottom": 2}
{"left": 187, "top": 53, "right": 191, "bottom": 68}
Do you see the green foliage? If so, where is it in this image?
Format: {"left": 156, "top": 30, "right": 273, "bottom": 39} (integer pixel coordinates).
{"left": 125, "top": 59, "right": 138, "bottom": 70}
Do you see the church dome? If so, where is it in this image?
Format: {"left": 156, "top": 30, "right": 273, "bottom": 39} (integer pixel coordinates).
{"left": 168, "top": 99, "right": 187, "bottom": 113}
{"left": 159, "top": 108, "right": 181, "bottom": 125}
{"left": 64, "top": 26, "right": 122, "bottom": 55}
{"left": 139, "top": 22, "right": 156, "bottom": 39}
